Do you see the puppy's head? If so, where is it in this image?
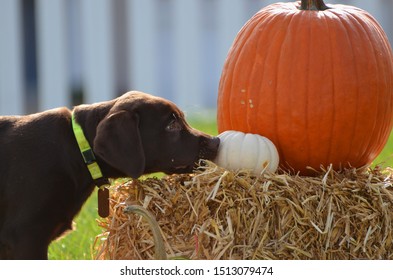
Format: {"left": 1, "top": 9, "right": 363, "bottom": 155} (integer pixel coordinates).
{"left": 93, "top": 91, "right": 219, "bottom": 178}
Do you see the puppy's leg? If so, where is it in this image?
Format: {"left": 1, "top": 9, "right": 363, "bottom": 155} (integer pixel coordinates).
{"left": 2, "top": 226, "right": 49, "bottom": 260}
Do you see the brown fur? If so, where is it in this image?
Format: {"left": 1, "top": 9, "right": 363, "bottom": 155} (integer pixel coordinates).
{"left": 0, "top": 91, "right": 219, "bottom": 259}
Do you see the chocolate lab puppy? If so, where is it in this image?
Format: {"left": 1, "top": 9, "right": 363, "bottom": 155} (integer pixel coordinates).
{"left": 0, "top": 91, "right": 219, "bottom": 259}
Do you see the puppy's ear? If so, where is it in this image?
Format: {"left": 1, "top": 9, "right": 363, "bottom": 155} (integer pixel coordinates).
{"left": 94, "top": 110, "right": 145, "bottom": 179}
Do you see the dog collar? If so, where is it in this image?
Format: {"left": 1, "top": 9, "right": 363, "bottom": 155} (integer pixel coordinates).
{"left": 71, "top": 113, "right": 105, "bottom": 181}
{"left": 71, "top": 112, "right": 110, "bottom": 218}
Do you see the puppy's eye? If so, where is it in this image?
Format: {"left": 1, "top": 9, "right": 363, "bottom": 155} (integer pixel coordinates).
{"left": 166, "top": 114, "right": 182, "bottom": 132}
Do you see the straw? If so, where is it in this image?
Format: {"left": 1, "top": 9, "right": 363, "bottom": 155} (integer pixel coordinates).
{"left": 95, "top": 161, "right": 393, "bottom": 260}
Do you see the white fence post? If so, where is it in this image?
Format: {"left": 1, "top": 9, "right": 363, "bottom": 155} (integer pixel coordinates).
{"left": 80, "top": 0, "right": 115, "bottom": 103}
{"left": 36, "top": 0, "right": 69, "bottom": 110}
{"left": 0, "top": 0, "right": 24, "bottom": 115}
{"left": 173, "top": 0, "right": 204, "bottom": 111}
{"left": 67, "top": 0, "right": 83, "bottom": 95}
{"left": 127, "top": 0, "right": 159, "bottom": 96}
{"left": 217, "top": 0, "right": 247, "bottom": 70}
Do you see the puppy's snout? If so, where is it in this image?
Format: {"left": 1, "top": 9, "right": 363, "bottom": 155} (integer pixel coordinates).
{"left": 208, "top": 136, "right": 220, "bottom": 152}
{"left": 199, "top": 136, "right": 220, "bottom": 160}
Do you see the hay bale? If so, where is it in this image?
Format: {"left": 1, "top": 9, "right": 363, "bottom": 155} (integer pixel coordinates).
{"left": 94, "top": 161, "right": 393, "bottom": 260}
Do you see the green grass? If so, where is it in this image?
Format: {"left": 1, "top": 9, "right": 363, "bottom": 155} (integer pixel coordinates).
{"left": 48, "top": 117, "right": 393, "bottom": 259}
{"left": 48, "top": 191, "right": 101, "bottom": 260}
{"left": 374, "top": 132, "right": 393, "bottom": 167}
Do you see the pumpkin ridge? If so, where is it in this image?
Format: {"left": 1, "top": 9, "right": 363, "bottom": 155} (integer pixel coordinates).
{"left": 290, "top": 11, "right": 315, "bottom": 170}
{"left": 244, "top": 17, "right": 269, "bottom": 132}
{"left": 304, "top": 10, "right": 313, "bottom": 168}
{"left": 248, "top": 11, "right": 289, "bottom": 134}
{"left": 325, "top": 11, "right": 355, "bottom": 168}
{"left": 228, "top": 36, "right": 253, "bottom": 131}
{"left": 220, "top": 49, "right": 236, "bottom": 131}
{"left": 218, "top": 65, "right": 231, "bottom": 131}
{"left": 321, "top": 12, "right": 335, "bottom": 167}
{"left": 262, "top": 135, "right": 276, "bottom": 171}
{"left": 218, "top": 48, "right": 236, "bottom": 131}
{"left": 349, "top": 12, "right": 390, "bottom": 164}
{"left": 268, "top": 13, "right": 296, "bottom": 163}
{"left": 224, "top": 15, "right": 263, "bottom": 131}
{"left": 305, "top": 10, "right": 329, "bottom": 168}
{"left": 346, "top": 12, "right": 379, "bottom": 166}
{"left": 273, "top": 11, "right": 303, "bottom": 167}
{"left": 336, "top": 11, "right": 361, "bottom": 166}
{"left": 253, "top": 12, "right": 297, "bottom": 143}
{"left": 254, "top": 136, "right": 262, "bottom": 172}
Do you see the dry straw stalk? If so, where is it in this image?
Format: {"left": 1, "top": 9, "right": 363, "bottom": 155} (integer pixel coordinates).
{"left": 95, "top": 161, "right": 393, "bottom": 260}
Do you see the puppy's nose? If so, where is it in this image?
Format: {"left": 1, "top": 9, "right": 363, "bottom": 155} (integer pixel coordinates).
{"left": 205, "top": 136, "right": 220, "bottom": 158}
{"left": 198, "top": 135, "right": 220, "bottom": 160}
{"left": 209, "top": 136, "right": 220, "bottom": 152}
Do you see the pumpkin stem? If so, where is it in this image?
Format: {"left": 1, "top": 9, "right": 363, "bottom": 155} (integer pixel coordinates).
{"left": 299, "top": 0, "right": 330, "bottom": 11}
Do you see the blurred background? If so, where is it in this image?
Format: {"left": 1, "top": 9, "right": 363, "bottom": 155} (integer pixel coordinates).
{"left": 0, "top": 0, "right": 393, "bottom": 116}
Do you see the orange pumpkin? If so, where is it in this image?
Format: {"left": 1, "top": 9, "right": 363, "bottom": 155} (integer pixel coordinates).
{"left": 217, "top": 0, "right": 393, "bottom": 175}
